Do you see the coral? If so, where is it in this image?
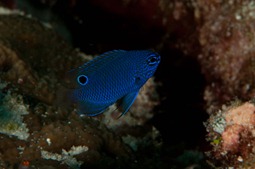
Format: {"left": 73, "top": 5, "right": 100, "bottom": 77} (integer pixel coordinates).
{"left": 0, "top": 87, "right": 132, "bottom": 168}
{"left": 0, "top": 88, "right": 30, "bottom": 141}
{"left": 206, "top": 101, "right": 255, "bottom": 168}
{"left": 180, "top": 2, "right": 255, "bottom": 166}
{"left": 195, "top": 1, "right": 255, "bottom": 112}
{"left": 122, "top": 126, "right": 161, "bottom": 151}
{"left": 41, "top": 145, "right": 89, "bottom": 168}
{"left": 0, "top": 43, "right": 36, "bottom": 90}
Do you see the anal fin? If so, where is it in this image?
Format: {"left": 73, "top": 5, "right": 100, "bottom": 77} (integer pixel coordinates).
{"left": 77, "top": 101, "right": 112, "bottom": 116}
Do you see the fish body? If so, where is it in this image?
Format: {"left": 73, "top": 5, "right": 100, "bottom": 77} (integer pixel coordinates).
{"left": 66, "top": 50, "right": 160, "bottom": 116}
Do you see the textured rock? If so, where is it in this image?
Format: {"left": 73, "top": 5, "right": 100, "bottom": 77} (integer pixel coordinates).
{"left": 196, "top": 0, "right": 255, "bottom": 112}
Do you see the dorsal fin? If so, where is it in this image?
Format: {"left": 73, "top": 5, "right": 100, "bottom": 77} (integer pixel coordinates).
{"left": 80, "top": 49, "right": 126, "bottom": 71}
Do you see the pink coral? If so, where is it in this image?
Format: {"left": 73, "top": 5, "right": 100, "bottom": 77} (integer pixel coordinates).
{"left": 221, "top": 103, "right": 255, "bottom": 153}
{"left": 222, "top": 125, "right": 244, "bottom": 152}
{"left": 207, "top": 102, "right": 255, "bottom": 167}
{"left": 225, "top": 103, "right": 255, "bottom": 126}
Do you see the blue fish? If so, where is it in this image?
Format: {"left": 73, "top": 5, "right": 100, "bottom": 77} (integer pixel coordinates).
{"left": 65, "top": 50, "right": 160, "bottom": 117}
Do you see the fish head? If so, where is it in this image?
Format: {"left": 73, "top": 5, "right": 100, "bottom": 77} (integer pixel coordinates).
{"left": 132, "top": 50, "right": 160, "bottom": 84}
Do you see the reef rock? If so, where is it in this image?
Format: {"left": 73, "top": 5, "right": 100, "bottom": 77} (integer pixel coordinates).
{"left": 0, "top": 7, "right": 161, "bottom": 169}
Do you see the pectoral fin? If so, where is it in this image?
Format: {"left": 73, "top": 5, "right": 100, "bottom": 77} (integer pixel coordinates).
{"left": 118, "top": 91, "right": 139, "bottom": 118}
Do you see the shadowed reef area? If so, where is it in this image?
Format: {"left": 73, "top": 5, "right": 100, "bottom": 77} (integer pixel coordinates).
{"left": 2, "top": 0, "right": 255, "bottom": 168}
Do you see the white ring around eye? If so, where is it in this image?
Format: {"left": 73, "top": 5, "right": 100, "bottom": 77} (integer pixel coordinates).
{"left": 77, "top": 75, "right": 88, "bottom": 85}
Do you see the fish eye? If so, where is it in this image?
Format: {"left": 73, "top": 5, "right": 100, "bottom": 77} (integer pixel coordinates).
{"left": 77, "top": 75, "right": 88, "bottom": 85}
{"left": 147, "top": 54, "right": 159, "bottom": 66}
